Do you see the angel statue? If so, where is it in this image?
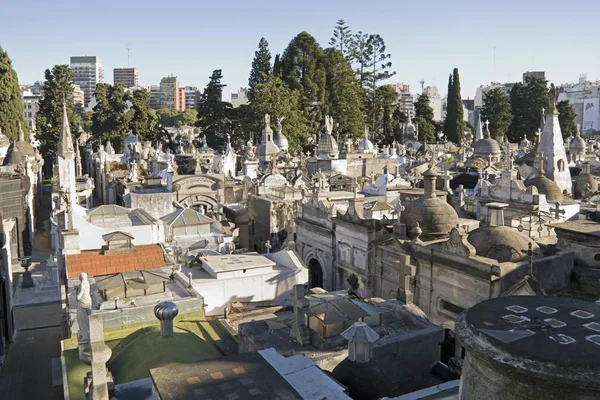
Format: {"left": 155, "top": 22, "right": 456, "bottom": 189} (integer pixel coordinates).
{"left": 276, "top": 116, "right": 285, "bottom": 133}
{"left": 264, "top": 114, "right": 271, "bottom": 128}
{"left": 325, "top": 115, "right": 334, "bottom": 134}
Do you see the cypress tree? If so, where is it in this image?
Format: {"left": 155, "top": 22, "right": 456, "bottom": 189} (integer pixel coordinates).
{"left": 248, "top": 38, "right": 272, "bottom": 101}
{"left": 453, "top": 68, "right": 465, "bottom": 144}
{"left": 0, "top": 46, "right": 27, "bottom": 141}
{"left": 443, "top": 74, "right": 454, "bottom": 141}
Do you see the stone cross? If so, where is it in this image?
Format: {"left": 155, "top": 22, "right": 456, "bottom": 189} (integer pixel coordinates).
{"left": 441, "top": 168, "right": 452, "bottom": 193}
{"left": 484, "top": 120, "right": 490, "bottom": 137}
{"left": 550, "top": 202, "right": 565, "bottom": 220}
{"left": 396, "top": 254, "right": 416, "bottom": 304}
{"left": 265, "top": 240, "right": 272, "bottom": 254}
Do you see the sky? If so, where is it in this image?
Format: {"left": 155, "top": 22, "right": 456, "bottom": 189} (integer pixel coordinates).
{"left": 1, "top": 0, "right": 599, "bottom": 102}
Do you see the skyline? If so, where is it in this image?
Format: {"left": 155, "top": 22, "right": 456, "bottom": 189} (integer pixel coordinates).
{"left": 2, "top": 0, "right": 600, "bottom": 102}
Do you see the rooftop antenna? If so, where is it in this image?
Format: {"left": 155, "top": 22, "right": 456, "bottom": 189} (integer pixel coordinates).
{"left": 126, "top": 46, "right": 131, "bottom": 68}
{"left": 419, "top": 79, "right": 425, "bottom": 93}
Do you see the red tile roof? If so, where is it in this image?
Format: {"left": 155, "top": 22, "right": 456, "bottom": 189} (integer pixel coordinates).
{"left": 66, "top": 244, "right": 168, "bottom": 279}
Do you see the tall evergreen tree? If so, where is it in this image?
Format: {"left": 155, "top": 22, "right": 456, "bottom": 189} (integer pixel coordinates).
{"left": 0, "top": 46, "right": 27, "bottom": 141}
{"left": 249, "top": 75, "right": 307, "bottom": 152}
{"left": 364, "top": 34, "right": 396, "bottom": 132}
{"left": 414, "top": 93, "right": 435, "bottom": 143}
{"left": 280, "top": 32, "right": 326, "bottom": 132}
{"left": 321, "top": 48, "right": 364, "bottom": 140}
{"left": 128, "top": 88, "right": 157, "bottom": 139}
{"left": 376, "top": 84, "right": 399, "bottom": 144}
{"left": 329, "top": 19, "right": 354, "bottom": 60}
{"left": 480, "top": 88, "right": 513, "bottom": 142}
{"left": 36, "top": 64, "right": 80, "bottom": 172}
{"left": 557, "top": 100, "right": 578, "bottom": 140}
{"left": 248, "top": 37, "right": 272, "bottom": 100}
{"left": 91, "top": 83, "right": 110, "bottom": 140}
{"left": 350, "top": 31, "right": 372, "bottom": 88}
{"left": 273, "top": 54, "right": 282, "bottom": 76}
{"left": 196, "top": 69, "right": 232, "bottom": 149}
{"left": 443, "top": 68, "right": 464, "bottom": 144}
{"left": 91, "top": 83, "right": 130, "bottom": 151}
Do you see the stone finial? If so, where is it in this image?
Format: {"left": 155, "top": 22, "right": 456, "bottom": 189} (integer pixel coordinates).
{"left": 341, "top": 321, "right": 379, "bottom": 363}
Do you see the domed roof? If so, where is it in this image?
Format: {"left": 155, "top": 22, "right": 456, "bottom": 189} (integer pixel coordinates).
{"left": 317, "top": 132, "right": 339, "bottom": 155}
{"left": 575, "top": 173, "right": 598, "bottom": 198}
{"left": 524, "top": 175, "right": 563, "bottom": 201}
{"left": 467, "top": 226, "right": 542, "bottom": 263}
{"left": 357, "top": 126, "right": 374, "bottom": 152}
{"left": 331, "top": 359, "right": 391, "bottom": 400}
{"left": 273, "top": 131, "right": 289, "bottom": 151}
{"left": 569, "top": 133, "right": 586, "bottom": 154}
{"left": 474, "top": 137, "right": 501, "bottom": 156}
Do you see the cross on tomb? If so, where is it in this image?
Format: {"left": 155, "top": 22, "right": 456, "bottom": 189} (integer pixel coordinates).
{"left": 441, "top": 168, "right": 452, "bottom": 193}
{"left": 550, "top": 202, "right": 565, "bottom": 220}
{"left": 265, "top": 240, "right": 272, "bottom": 254}
{"left": 396, "top": 254, "right": 416, "bottom": 304}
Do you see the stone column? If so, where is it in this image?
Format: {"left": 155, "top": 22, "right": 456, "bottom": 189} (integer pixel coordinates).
{"left": 88, "top": 314, "right": 112, "bottom": 400}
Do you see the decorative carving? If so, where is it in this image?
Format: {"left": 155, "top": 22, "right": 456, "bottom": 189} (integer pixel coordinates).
{"left": 439, "top": 228, "right": 476, "bottom": 257}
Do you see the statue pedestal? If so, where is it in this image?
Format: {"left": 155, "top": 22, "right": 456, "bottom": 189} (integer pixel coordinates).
{"left": 21, "top": 271, "right": 35, "bottom": 288}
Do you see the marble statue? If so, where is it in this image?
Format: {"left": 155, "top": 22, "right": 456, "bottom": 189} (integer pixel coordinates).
{"left": 325, "top": 115, "right": 334, "bottom": 134}
{"left": 77, "top": 272, "right": 92, "bottom": 344}
{"left": 276, "top": 117, "right": 285, "bottom": 133}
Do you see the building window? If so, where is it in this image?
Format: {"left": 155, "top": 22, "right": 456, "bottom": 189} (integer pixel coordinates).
{"left": 439, "top": 299, "right": 465, "bottom": 317}
{"left": 557, "top": 159, "right": 565, "bottom": 172}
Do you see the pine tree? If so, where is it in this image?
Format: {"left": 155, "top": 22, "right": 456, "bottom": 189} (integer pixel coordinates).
{"left": 91, "top": 83, "right": 130, "bottom": 151}
{"left": 321, "top": 48, "right": 364, "bottom": 140}
{"left": 248, "top": 37, "right": 272, "bottom": 101}
{"left": 280, "top": 32, "right": 326, "bottom": 132}
{"left": 0, "top": 46, "right": 27, "bottom": 141}
{"left": 329, "top": 19, "right": 353, "bottom": 60}
{"left": 36, "top": 64, "right": 81, "bottom": 173}
{"left": 443, "top": 74, "right": 454, "bottom": 141}
{"left": 557, "top": 100, "right": 577, "bottom": 140}
{"left": 273, "top": 54, "right": 282, "bottom": 76}
{"left": 350, "top": 31, "right": 372, "bottom": 88}
{"left": 480, "top": 88, "right": 513, "bottom": 142}
{"left": 196, "top": 69, "right": 232, "bottom": 149}
{"left": 414, "top": 93, "right": 435, "bottom": 143}
{"left": 364, "top": 34, "right": 396, "bottom": 133}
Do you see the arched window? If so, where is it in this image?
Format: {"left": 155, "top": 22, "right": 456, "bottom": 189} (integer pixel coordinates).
{"left": 308, "top": 258, "right": 324, "bottom": 289}
{"left": 558, "top": 159, "right": 565, "bottom": 172}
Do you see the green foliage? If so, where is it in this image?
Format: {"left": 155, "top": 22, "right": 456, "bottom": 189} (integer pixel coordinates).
{"left": 329, "top": 19, "right": 354, "bottom": 61}
{"left": 350, "top": 31, "right": 372, "bottom": 87}
{"left": 36, "top": 64, "right": 81, "bottom": 171}
{"left": 156, "top": 108, "right": 197, "bottom": 128}
{"left": 248, "top": 37, "right": 272, "bottom": 100}
{"left": 273, "top": 54, "right": 282, "bottom": 76}
{"left": 280, "top": 31, "right": 326, "bottom": 132}
{"left": 91, "top": 83, "right": 131, "bottom": 151}
{"left": 363, "top": 34, "right": 396, "bottom": 132}
{"left": 196, "top": 69, "right": 232, "bottom": 149}
{"left": 480, "top": 88, "right": 513, "bottom": 142}
{"left": 0, "top": 46, "right": 27, "bottom": 141}
{"left": 227, "top": 104, "right": 256, "bottom": 147}
{"left": 443, "top": 68, "right": 465, "bottom": 144}
{"left": 414, "top": 93, "right": 435, "bottom": 143}
{"left": 128, "top": 88, "right": 158, "bottom": 139}
{"left": 557, "top": 100, "right": 577, "bottom": 140}
{"left": 509, "top": 76, "right": 549, "bottom": 141}
{"left": 249, "top": 75, "right": 307, "bottom": 152}
{"left": 321, "top": 48, "right": 364, "bottom": 140}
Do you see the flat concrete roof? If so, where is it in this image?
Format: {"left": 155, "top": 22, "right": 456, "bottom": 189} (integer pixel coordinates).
{"left": 201, "top": 254, "right": 276, "bottom": 274}
{"left": 551, "top": 220, "right": 600, "bottom": 237}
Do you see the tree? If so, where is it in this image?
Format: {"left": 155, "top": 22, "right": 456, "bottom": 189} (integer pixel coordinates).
{"left": 364, "top": 34, "right": 396, "bottom": 132}
{"left": 329, "top": 19, "right": 353, "bottom": 60}
{"left": 156, "top": 108, "right": 178, "bottom": 127}
{"left": 443, "top": 68, "right": 465, "bottom": 144}
{"left": 36, "top": 64, "right": 81, "bottom": 173}
{"left": 273, "top": 54, "right": 282, "bottom": 76}
{"left": 480, "top": 88, "right": 513, "bottom": 142}
{"left": 196, "top": 69, "right": 232, "bottom": 149}
{"left": 414, "top": 94, "right": 435, "bottom": 143}
{"left": 377, "top": 85, "right": 399, "bottom": 144}
{"left": 178, "top": 109, "right": 198, "bottom": 127}
{"left": 91, "top": 83, "right": 130, "bottom": 151}
{"left": 510, "top": 76, "right": 549, "bottom": 141}
{"left": 280, "top": 32, "right": 326, "bottom": 132}
{"left": 248, "top": 37, "right": 272, "bottom": 100}
{"left": 249, "top": 75, "right": 307, "bottom": 152}
{"left": 321, "top": 48, "right": 364, "bottom": 140}
{"left": 391, "top": 108, "right": 408, "bottom": 142}
{"left": 350, "top": 31, "right": 372, "bottom": 87}
{"left": 0, "top": 46, "right": 27, "bottom": 141}
{"left": 557, "top": 100, "right": 577, "bottom": 140}
{"left": 128, "top": 88, "right": 158, "bottom": 139}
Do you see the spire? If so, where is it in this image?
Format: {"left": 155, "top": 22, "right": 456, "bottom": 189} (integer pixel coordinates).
{"left": 58, "top": 102, "right": 75, "bottom": 157}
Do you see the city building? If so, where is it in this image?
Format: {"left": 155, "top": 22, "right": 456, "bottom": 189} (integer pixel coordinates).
{"left": 70, "top": 56, "right": 103, "bottom": 108}
{"left": 183, "top": 86, "right": 200, "bottom": 110}
{"left": 21, "top": 89, "right": 42, "bottom": 131}
{"left": 177, "top": 87, "right": 185, "bottom": 111}
{"left": 423, "top": 86, "right": 443, "bottom": 121}
{"left": 158, "top": 76, "right": 183, "bottom": 110}
{"left": 231, "top": 87, "right": 248, "bottom": 108}
{"left": 113, "top": 67, "right": 138, "bottom": 88}
{"left": 72, "top": 84, "right": 85, "bottom": 113}
{"left": 390, "top": 83, "right": 415, "bottom": 120}
{"left": 523, "top": 70, "right": 545, "bottom": 83}
{"left": 149, "top": 85, "right": 161, "bottom": 109}
{"left": 558, "top": 75, "right": 600, "bottom": 134}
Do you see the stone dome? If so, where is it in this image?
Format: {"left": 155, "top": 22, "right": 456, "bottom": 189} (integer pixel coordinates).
{"left": 474, "top": 138, "right": 501, "bottom": 157}
{"left": 401, "top": 167, "right": 458, "bottom": 239}
{"left": 273, "top": 131, "right": 289, "bottom": 152}
{"left": 357, "top": 137, "right": 374, "bottom": 152}
{"left": 467, "top": 226, "right": 542, "bottom": 263}
{"left": 317, "top": 132, "right": 339, "bottom": 158}
{"left": 569, "top": 134, "right": 586, "bottom": 154}
{"left": 574, "top": 173, "right": 598, "bottom": 198}
{"left": 524, "top": 175, "right": 563, "bottom": 201}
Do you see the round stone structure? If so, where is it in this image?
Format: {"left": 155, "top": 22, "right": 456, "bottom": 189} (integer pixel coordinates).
{"left": 455, "top": 296, "right": 600, "bottom": 400}
{"left": 154, "top": 301, "right": 179, "bottom": 337}
{"left": 525, "top": 175, "right": 563, "bottom": 201}
{"left": 467, "top": 226, "right": 541, "bottom": 263}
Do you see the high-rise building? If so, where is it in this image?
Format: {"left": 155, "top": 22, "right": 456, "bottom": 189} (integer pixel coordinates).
{"left": 231, "top": 88, "right": 249, "bottom": 108}
{"left": 183, "top": 86, "right": 201, "bottom": 111}
{"left": 423, "top": 86, "right": 443, "bottom": 121}
{"left": 149, "top": 85, "right": 161, "bottom": 109}
{"left": 159, "top": 76, "right": 180, "bottom": 110}
{"left": 21, "top": 88, "right": 42, "bottom": 132}
{"left": 177, "top": 87, "right": 186, "bottom": 111}
{"left": 70, "top": 56, "right": 103, "bottom": 108}
{"left": 113, "top": 68, "right": 138, "bottom": 88}
{"left": 390, "top": 83, "right": 415, "bottom": 120}
{"left": 523, "top": 71, "right": 545, "bottom": 83}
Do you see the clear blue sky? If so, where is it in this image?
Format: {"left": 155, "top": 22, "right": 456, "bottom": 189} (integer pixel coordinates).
{"left": 2, "top": 0, "right": 598, "bottom": 101}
